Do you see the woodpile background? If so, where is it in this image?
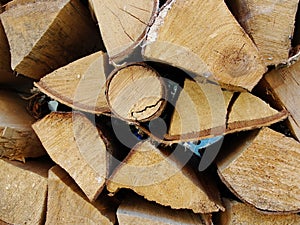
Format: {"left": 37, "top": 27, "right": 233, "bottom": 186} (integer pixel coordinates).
{"left": 0, "top": 0, "right": 300, "bottom": 224}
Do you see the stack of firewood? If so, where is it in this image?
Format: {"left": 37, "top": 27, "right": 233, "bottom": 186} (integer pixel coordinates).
{"left": 0, "top": 0, "right": 300, "bottom": 224}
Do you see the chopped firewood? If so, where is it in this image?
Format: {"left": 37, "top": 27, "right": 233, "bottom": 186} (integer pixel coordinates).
{"left": 46, "top": 165, "right": 116, "bottom": 225}
{"left": 0, "top": 90, "right": 45, "bottom": 161}
{"left": 35, "top": 51, "right": 112, "bottom": 115}
{"left": 216, "top": 128, "right": 300, "bottom": 212}
{"left": 227, "top": 0, "right": 298, "bottom": 66}
{"left": 0, "top": 0, "right": 102, "bottom": 79}
{"left": 117, "top": 194, "right": 208, "bottom": 225}
{"left": 32, "top": 112, "right": 111, "bottom": 202}
{"left": 106, "top": 63, "right": 167, "bottom": 122}
{"left": 263, "top": 60, "right": 300, "bottom": 141}
{"left": 215, "top": 198, "right": 300, "bottom": 225}
{"left": 89, "top": 0, "right": 159, "bottom": 62}
{"left": 0, "top": 158, "right": 52, "bottom": 225}
{"left": 142, "top": 0, "right": 266, "bottom": 91}
{"left": 107, "top": 140, "right": 224, "bottom": 213}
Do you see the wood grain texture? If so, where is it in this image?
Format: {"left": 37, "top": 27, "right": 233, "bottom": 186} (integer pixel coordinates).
{"left": 32, "top": 112, "right": 109, "bottom": 202}
{"left": 107, "top": 140, "right": 224, "bottom": 213}
{"left": 46, "top": 166, "right": 115, "bottom": 225}
{"left": 143, "top": 0, "right": 266, "bottom": 91}
{"left": 217, "top": 128, "right": 300, "bottom": 212}
{"left": 0, "top": 158, "right": 52, "bottom": 225}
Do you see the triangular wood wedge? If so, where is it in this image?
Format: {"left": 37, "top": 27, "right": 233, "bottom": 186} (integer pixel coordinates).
{"left": 263, "top": 60, "right": 300, "bottom": 141}
{"left": 216, "top": 128, "right": 300, "bottom": 212}
{"left": 227, "top": 0, "right": 298, "bottom": 66}
{"left": 143, "top": 0, "right": 266, "bottom": 91}
{"left": 216, "top": 198, "right": 300, "bottom": 225}
{"left": 35, "top": 51, "right": 112, "bottom": 115}
{"left": 46, "top": 166, "right": 116, "bottom": 225}
{"left": 0, "top": 158, "right": 52, "bottom": 225}
{"left": 89, "top": 0, "right": 159, "bottom": 62}
{"left": 0, "top": 90, "right": 45, "bottom": 161}
{"left": 117, "top": 194, "right": 208, "bottom": 225}
{"left": 106, "top": 140, "right": 224, "bottom": 213}
{"left": 0, "top": 0, "right": 102, "bottom": 79}
{"left": 32, "top": 112, "right": 110, "bottom": 202}
{"left": 165, "top": 79, "right": 287, "bottom": 143}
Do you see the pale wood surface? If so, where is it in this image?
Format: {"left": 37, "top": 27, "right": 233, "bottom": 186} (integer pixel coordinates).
{"left": 0, "top": 90, "right": 45, "bottom": 161}
{"left": 217, "top": 128, "right": 300, "bottom": 212}
{"left": 46, "top": 165, "right": 115, "bottom": 225}
{"left": 117, "top": 194, "right": 206, "bottom": 225}
{"left": 0, "top": 158, "right": 52, "bottom": 225}
{"left": 106, "top": 63, "right": 166, "bottom": 122}
{"left": 143, "top": 0, "right": 266, "bottom": 91}
{"left": 107, "top": 140, "right": 224, "bottom": 213}
{"left": 32, "top": 112, "right": 108, "bottom": 202}
{"left": 227, "top": 0, "right": 298, "bottom": 66}
{"left": 90, "top": 0, "right": 158, "bottom": 62}
{"left": 216, "top": 198, "right": 300, "bottom": 225}
{"left": 0, "top": 0, "right": 102, "bottom": 79}
{"left": 264, "top": 60, "right": 300, "bottom": 141}
{"left": 35, "top": 51, "right": 111, "bottom": 114}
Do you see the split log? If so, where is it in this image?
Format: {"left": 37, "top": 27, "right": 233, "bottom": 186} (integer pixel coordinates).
{"left": 215, "top": 198, "right": 300, "bottom": 225}
{"left": 46, "top": 165, "right": 116, "bottom": 225}
{"left": 142, "top": 0, "right": 266, "bottom": 91}
{"left": 263, "top": 60, "right": 300, "bottom": 141}
{"left": 0, "top": 0, "right": 102, "bottom": 79}
{"left": 35, "top": 51, "right": 112, "bottom": 115}
{"left": 226, "top": 0, "right": 298, "bottom": 66}
{"left": 164, "top": 79, "right": 287, "bottom": 143}
{"left": 89, "top": 0, "right": 159, "bottom": 62}
{"left": 216, "top": 127, "right": 300, "bottom": 212}
{"left": 0, "top": 90, "right": 45, "bottom": 161}
{"left": 106, "top": 63, "right": 167, "bottom": 122}
{"left": 32, "top": 112, "right": 111, "bottom": 202}
{"left": 0, "top": 158, "right": 52, "bottom": 225}
{"left": 107, "top": 140, "right": 224, "bottom": 213}
{"left": 117, "top": 194, "right": 208, "bottom": 225}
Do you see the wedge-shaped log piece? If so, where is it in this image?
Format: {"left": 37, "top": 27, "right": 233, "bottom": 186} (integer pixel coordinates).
{"left": 0, "top": 158, "right": 52, "bottom": 225}
{"left": 90, "top": 0, "right": 158, "bottom": 62}
{"left": 0, "top": 0, "right": 102, "bottom": 79}
{"left": 46, "top": 166, "right": 116, "bottom": 225}
{"left": 217, "top": 128, "right": 300, "bottom": 212}
{"left": 117, "top": 194, "right": 208, "bottom": 225}
{"left": 263, "top": 60, "right": 300, "bottom": 141}
{"left": 107, "top": 140, "right": 224, "bottom": 213}
{"left": 0, "top": 90, "right": 45, "bottom": 161}
{"left": 216, "top": 198, "right": 300, "bottom": 225}
{"left": 166, "top": 79, "right": 287, "bottom": 142}
{"left": 32, "top": 112, "right": 110, "bottom": 202}
{"left": 227, "top": 0, "right": 298, "bottom": 66}
{"left": 143, "top": 0, "right": 265, "bottom": 91}
{"left": 35, "top": 51, "right": 111, "bottom": 114}
{"left": 106, "top": 63, "right": 167, "bottom": 122}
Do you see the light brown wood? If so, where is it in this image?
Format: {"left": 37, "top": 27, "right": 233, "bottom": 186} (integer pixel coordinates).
{"left": 35, "top": 51, "right": 112, "bottom": 115}
{"left": 263, "top": 60, "right": 300, "bottom": 141}
{"left": 106, "top": 63, "right": 166, "bottom": 122}
{"left": 107, "top": 140, "right": 224, "bottom": 213}
{"left": 32, "top": 112, "right": 110, "bottom": 202}
{"left": 0, "top": 0, "right": 102, "bottom": 79}
{"left": 117, "top": 194, "right": 207, "bottom": 225}
{"left": 89, "top": 0, "right": 159, "bottom": 62}
{"left": 216, "top": 127, "right": 300, "bottom": 212}
{"left": 0, "top": 90, "right": 45, "bottom": 161}
{"left": 142, "top": 0, "right": 266, "bottom": 91}
{"left": 227, "top": 0, "right": 298, "bottom": 66}
{"left": 216, "top": 198, "right": 300, "bottom": 225}
{"left": 46, "top": 165, "right": 116, "bottom": 225}
{"left": 0, "top": 158, "right": 52, "bottom": 225}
